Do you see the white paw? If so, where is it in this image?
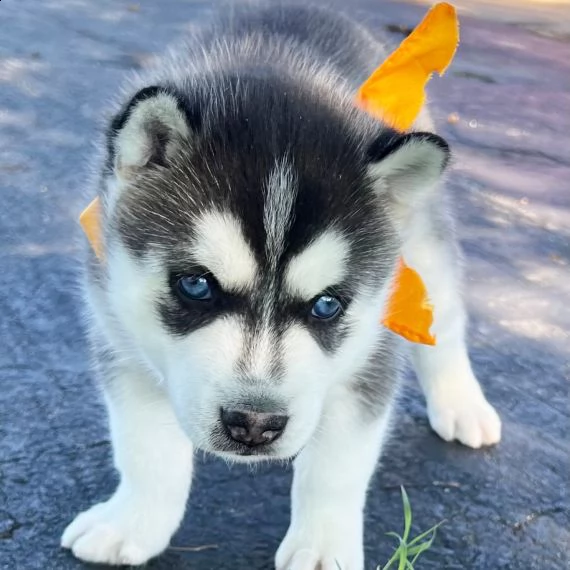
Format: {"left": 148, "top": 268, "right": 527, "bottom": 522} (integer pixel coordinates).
{"left": 426, "top": 377, "right": 502, "bottom": 449}
{"left": 61, "top": 493, "right": 180, "bottom": 566}
{"left": 275, "top": 518, "right": 363, "bottom": 570}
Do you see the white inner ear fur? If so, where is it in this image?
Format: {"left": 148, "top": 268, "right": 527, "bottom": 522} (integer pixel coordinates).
{"left": 368, "top": 136, "right": 448, "bottom": 210}
{"left": 114, "top": 92, "right": 190, "bottom": 177}
{"left": 285, "top": 231, "right": 349, "bottom": 299}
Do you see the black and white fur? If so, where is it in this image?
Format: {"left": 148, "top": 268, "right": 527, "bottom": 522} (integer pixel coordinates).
{"left": 61, "top": 4, "right": 501, "bottom": 568}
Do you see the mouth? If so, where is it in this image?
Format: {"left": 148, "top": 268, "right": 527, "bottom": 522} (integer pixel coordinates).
{"left": 210, "top": 437, "right": 281, "bottom": 459}
{"left": 212, "top": 447, "right": 301, "bottom": 465}
{"left": 215, "top": 446, "right": 277, "bottom": 460}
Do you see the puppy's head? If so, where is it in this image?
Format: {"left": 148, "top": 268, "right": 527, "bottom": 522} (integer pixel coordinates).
{"left": 99, "top": 80, "right": 449, "bottom": 460}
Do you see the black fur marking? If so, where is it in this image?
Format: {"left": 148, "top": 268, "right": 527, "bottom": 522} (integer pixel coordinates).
{"left": 117, "top": 73, "right": 399, "bottom": 354}
{"left": 352, "top": 331, "right": 403, "bottom": 418}
{"left": 366, "top": 131, "right": 451, "bottom": 169}
{"left": 158, "top": 261, "right": 356, "bottom": 354}
{"left": 159, "top": 268, "right": 249, "bottom": 336}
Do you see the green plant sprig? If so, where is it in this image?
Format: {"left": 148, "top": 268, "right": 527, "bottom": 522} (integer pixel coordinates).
{"left": 379, "top": 486, "right": 445, "bottom": 570}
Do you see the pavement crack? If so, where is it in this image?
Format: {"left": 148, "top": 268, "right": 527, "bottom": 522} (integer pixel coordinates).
{"left": 512, "top": 506, "right": 566, "bottom": 532}
{"left": 450, "top": 131, "right": 570, "bottom": 167}
{"left": 384, "top": 23, "right": 413, "bottom": 37}
{"left": 85, "top": 440, "right": 110, "bottom": 450}
{"left": 452, "top": 70, "right": 497, "bottom": 84}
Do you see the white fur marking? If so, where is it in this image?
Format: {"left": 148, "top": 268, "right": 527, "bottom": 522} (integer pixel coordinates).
{"left": 264, "top": 157, "right": 297, "bottom": 267}
{"left": 285, "top": 231, "right": 349, "bottom": 299}
{"left": 192, "top": 211, "right": 258, "bottom": 291}
{"left": 244, "top": 325, "right": 276, "bottom": 380}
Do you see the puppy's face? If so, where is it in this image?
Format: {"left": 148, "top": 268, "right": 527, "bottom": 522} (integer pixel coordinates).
{"left": 100, "top": 82, "right": 449, "bottom": 460}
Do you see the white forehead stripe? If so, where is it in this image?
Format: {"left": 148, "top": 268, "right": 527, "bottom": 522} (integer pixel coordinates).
{"left": 191, "top": 211, "right": 257, "bottom": 290}
{"left": 285, "top": 230, "right": 349, "bottom": 299}
{"left": 264, "top": 156, "right": 297, "bottom": 267}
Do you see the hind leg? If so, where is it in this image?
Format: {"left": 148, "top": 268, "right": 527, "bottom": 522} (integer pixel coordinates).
{"left": 401, "top": 200, "right": 501, "bottom": 448}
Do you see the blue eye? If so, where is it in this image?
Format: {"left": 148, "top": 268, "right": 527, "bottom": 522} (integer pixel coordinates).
{"left": 177, "top": 275, "right": 212, "bottom": 301}
{"left": 311, "top": 295, "right": 341, "bottom": 320}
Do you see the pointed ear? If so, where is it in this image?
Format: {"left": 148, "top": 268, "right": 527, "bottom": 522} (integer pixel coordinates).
{"left": 366, "top": 131, "right": 450, "bottom": 206}
{"left": 106, "top": 85, "right": 200, "bottom": 180}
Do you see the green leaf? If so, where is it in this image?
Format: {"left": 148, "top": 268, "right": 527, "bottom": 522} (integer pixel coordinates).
{"left": 381, "top": 547, "right": 402, "bottom": 570}
{"left": 397, "top": 542, "right": 408, "bottom": 570}
{"left": 407, "top": 520, "right": 445, "bottom": 548}
{"left": 400, "top": 486, "right": 413, "bottom": 543}
{"left": 385, "top": 532, "right": 404, "bottom": 544}
{"left": 409, "top": 528, "right": 439, "bottom": 565}
{"left": 407, "top": 539, "right": 434, "bottom": 557}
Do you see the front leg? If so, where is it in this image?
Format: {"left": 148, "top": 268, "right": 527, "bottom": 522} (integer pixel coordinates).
{"left": 61, "top": 358, "right": 193, "bottom": 566}
{"left": 276, "top": 391, "right": 392, "bottom": 570}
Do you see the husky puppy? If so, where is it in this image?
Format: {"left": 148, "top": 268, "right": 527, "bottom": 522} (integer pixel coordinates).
{"left": 61, "top": 3, "right": 501, "bottom": 568}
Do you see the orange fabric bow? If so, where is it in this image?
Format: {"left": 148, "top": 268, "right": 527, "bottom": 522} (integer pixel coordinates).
{"left": 356, "top": 2, "right": 459, "bottom": 346}
{"left": 356, "top": 2, "right": 459, "bottom": 131}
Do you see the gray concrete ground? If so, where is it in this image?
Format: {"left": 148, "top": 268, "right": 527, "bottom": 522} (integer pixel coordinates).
{"left": 1, "top": 0, "right": 568, "bottom": 568}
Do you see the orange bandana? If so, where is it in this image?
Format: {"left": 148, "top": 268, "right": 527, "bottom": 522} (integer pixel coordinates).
{"left": 357, "top": 2, "right": 459, "bottom": 346}
{"left": 79, "top": 197, "right": 103, "bottom": 259}
{"left": 356, "top": 2, "right": 459, "bottom": 130}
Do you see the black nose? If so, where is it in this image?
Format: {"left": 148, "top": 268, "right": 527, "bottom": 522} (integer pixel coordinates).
{"left": 221, "top": 408, "right": 288, "bottom": 447}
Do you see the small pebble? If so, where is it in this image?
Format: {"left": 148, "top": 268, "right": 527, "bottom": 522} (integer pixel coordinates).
{"left": 447, "top": 112, "right": 460, "bottom": 124}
